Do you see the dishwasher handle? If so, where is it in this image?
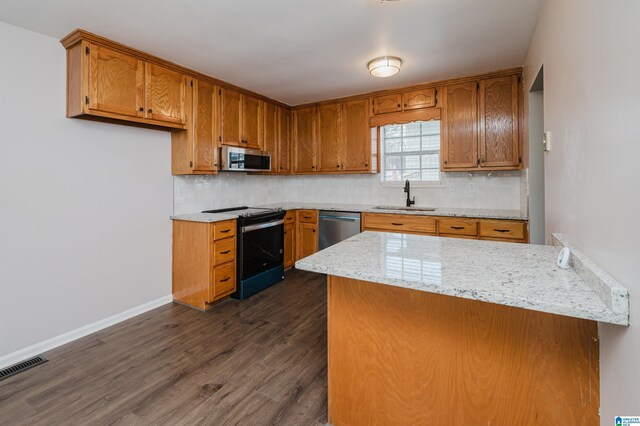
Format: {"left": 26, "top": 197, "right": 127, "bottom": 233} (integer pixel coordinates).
{"left": 319, "top": 215, "right": 360, "bottom": 222}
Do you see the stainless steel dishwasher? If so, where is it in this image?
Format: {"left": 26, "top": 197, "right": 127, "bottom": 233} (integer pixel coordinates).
{"left": 318, "top": 211, "right": 361, "bottom": 250}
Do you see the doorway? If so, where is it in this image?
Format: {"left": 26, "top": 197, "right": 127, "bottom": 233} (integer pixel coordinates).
{"left": 528, "top": 66, "right": 545, "bottom": 244}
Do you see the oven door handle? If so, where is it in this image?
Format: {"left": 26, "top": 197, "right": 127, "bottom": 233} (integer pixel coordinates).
{"left": 241, "top": 218, "right": 284, "bottom": 233}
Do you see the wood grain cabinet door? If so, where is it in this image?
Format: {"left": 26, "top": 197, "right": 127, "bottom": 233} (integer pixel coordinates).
{"left": 402, "top": 87, "right": 436, "bottom": 110}
{"left": 284, "top": 222, "right": 295, "bottom": 268}
{"left": 317, "top": 103, "right": 342, "bottom": 172}
{"left": 220, "top": 88, "right": 243, "bottom": 146}
{"left": 293, "top": 107, "right": 317, "bottom": 173}
{"left": 442, "top": 82, "right": 478, "bottom": 169}
{"left": 263, "top": 102, "right": 278, "bottom": 172}
{"left": 341, "top": 99, "right": 371, "bottom": 171}
{"left": 192, "top": 80, "right": 217, "bottom": 172}
{"left": 88, "top": 44, "right": 144, "bottom": 118}
{"left": 479, "top": 75, "right": 520, "bottom": 168}
{"left": 373, "top": 93, "right": 402, "bottom": 115}
{"left": 144, "top": 63, "right": 186, "bottom": 124}
{"left": 277, "top": 107, "right": 292, "bottom": 173}
{"left": 242, "top": 95, "right": 263, "bottom": 149}
{"left": 297, "top": 222, "right": 318, "bottom": 260}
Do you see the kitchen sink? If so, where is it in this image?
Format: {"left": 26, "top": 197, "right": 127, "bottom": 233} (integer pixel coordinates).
{"left": 372, "top": 206, "right": 438, "bottom": 212}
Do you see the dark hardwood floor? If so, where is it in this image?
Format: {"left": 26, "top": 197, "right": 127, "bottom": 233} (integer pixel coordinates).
{"left": 0, "top": 270, "right": 328, "bottom": 425}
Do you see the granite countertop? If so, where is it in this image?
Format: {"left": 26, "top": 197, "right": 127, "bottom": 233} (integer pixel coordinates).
{"left": 295, "top": 231, "right": 629, "bottom": 325}
{"left": 170, "top": 202, "right": 527, "bottom": 223}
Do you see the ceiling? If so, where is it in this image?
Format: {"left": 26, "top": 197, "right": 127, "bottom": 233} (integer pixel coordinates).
{"left": 0, "top": 0, "right": 543, "bottom": 105}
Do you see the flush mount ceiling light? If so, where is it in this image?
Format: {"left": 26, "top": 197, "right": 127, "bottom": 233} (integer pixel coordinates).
{"left": 367, "top": 56, "right": 402, "bottom": 78}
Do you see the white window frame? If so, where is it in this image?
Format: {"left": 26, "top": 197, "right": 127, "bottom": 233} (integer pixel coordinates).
{"left": 378, "top": 120, "right": 443, "bottom": 188}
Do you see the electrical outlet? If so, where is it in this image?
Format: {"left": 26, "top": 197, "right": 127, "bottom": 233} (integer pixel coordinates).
{"left": 468, "top": 182, "right": 476, "bottom": 193}
{"left": 543, "top": 131, "right": 551, "bottom": 152}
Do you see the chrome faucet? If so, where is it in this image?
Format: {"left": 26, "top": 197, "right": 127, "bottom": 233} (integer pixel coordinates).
{"left": 404, "top": 180, "right": 415, "bottom": 207}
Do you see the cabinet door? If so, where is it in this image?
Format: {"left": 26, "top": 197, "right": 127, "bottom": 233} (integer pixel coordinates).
{"left": 293, "top": 107, "right": 317, "bottom": 173}
{"left": 297, "top": 222, "right": 318, "bottom": 260}
{"left": 263, "top": 102, "right": 278, "bottom": 172}
{"left": 277, "top": 108, "right": 291, "bottom": 174}
{"left": 284, "top": 222, "right": 295, "bottom": 268}
{"left": 88, "top": 44, "right": 144, "bottom": 118}
{"left": 442, "top": 82, "right": 478, "bottom": 169}
{"left": 373, "top": 93, "right": 402, "bottom": 115}
{"left": 221, "top": 88, "right": 243, "bottom": 146}
{"left": 403, "top": 88, "right": 436, "bottom": 110}
{"left": 191, "top": 80, "right": 217, "bottom": 172}
{"left": 341, "top": 99, "right": 371, "bottom": 171}
{"left": 242, "top": 95, "right": 263, "bottom": 149}
{"left": 144, "top": 63, "right": 186, "bottom": 124}
{"left": 479, "top": 75, "right": 520, "bottom": 168}
{"left": 317, "top": 103, "right": 342, "bottom": 172}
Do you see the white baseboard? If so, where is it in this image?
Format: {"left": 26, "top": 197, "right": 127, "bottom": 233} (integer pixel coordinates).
{"left": 0, "top": 295, "right": 173, "bottom": 370}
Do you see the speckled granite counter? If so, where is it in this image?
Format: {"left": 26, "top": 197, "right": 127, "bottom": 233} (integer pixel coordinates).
{"left": 295, "top": 231, "right": 628, "bottom": 325}
{"left": 171, "top": 202, "right": 527, "bottom": 223}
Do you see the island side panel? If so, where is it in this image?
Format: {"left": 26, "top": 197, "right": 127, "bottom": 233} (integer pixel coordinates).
{"left": 327, "top": 275, "right": 599, "bottom": 426}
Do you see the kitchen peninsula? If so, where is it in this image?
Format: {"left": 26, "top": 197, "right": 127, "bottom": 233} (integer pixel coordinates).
{"left": 296, "top": 231, "right": 629, "bottom": 425}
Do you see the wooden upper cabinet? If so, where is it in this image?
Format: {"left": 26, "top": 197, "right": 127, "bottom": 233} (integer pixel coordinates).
{"left": 373, "top": 93, "right": 402, "bottom": 115}
{"left": 479, "top": 75, "right": 520, "bottom": 168}
{"left": 144, "top": 62, "right": 186, "bottom": 125}
{"left": 341, "top": 99, "right": 371, "bottom": 172}
{"left": 403, "top": 88, "right": 436, "bottom": 110}
{"left": 293, "top": 107, "right": 317, "bottom": 173}
{"left": 220, "top": 88, "right": 243, "bottom": 146}
{"left": 242, "top": 95, "right": 263, "bottom": 149}
{"left": 88, "top": 43, "right": 144, "bottom": 118}
{"left": 442, "top": 82, "right": 478, "bottom": 169}
{"left": 317, "top": 103, "right": 342, "bottom": 172}
{"left": 192, "top": 80, "right": 217, "bottom": 172}
{"left": 263, "top": 102, "right": 278, "bottom": 172}
{"left": 277, "top": 107, "right": 292, "bottom": 174}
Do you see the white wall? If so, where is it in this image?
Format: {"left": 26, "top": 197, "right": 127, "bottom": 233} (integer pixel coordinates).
{"left": 0, "top": 23, "right": 173, "bottom": 359}
{"left": 174, "top": 172, "right": 523, "bottom": 215}
{"left": 524, "top": 0, "right": 640, "bottom": 421}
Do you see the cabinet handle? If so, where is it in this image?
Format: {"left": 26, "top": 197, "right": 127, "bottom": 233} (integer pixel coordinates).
{"left": 444, "top": 160, "right": 448, "bottom": 165}
{"left": 220, "top": 229, "right": 231, "bottom": 233}
{"left": 337, "top": 164, "right": 340, "bottom": 168}
{"left": 220, "top": 250, "right": 231, "bottom": 254}
{"left": 312, "top": 165, "right": 316, "bottom": 169}
{"left": 312, "top": 229, "right": 316, "bottom": 232}
{"left": 452, "top": 226, "right": 465, "bottom": 230}
{"left": 494, "top": 229, "right": 510, "bottom": 233}
{"left": 148, "top": 108, "right": 152, "bottom": 113}
{"left": 303, "top": 216, "right": 312, "bottom": 219}
{"left": 391, "top": 222, "right": 403, "bottom": 226}
{"left": 364, "top": 163, "right": 368, "bottom": 167}
{"left": 138, "top": 107, "right": 144, "bottom": 112}
{"left": 220, "top": 277, "right": 230, "bottom": 282}
{"left": 397, "top": 103, "right": 401, "bottom": 107}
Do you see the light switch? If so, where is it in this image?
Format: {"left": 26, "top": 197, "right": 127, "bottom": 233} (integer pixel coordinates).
{"left": 543, "top": 131, "right": 551, "bottom": 152}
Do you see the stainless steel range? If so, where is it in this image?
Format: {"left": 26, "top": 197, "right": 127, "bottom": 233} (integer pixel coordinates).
{"left": 202, "top": 206, "right": 286, "bottom": 300}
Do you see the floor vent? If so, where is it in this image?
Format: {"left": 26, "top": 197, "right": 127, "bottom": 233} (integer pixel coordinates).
{"left": 0, "top": 356, "right": 48, "bottom": 381}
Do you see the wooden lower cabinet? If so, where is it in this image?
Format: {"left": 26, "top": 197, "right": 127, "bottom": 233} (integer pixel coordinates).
{"left": 296, "top": 210, "right": 319, "bottom": 260}
{"left": 362, "top": 213, "right": 528, "bottom": 243}
{"left": 172, "top": 219, "right": 237, "bottom": 310}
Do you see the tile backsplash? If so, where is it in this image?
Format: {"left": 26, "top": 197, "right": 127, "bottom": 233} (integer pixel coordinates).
{"left": 173, "top": 171, "right": 523, "bottom": 214}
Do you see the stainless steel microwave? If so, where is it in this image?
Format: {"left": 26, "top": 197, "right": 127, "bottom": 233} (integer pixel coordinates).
{"left": 220, "top": 146, "right": 271, "bottom": 172}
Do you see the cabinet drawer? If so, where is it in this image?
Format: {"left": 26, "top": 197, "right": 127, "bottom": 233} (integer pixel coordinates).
{"left": 438, "top": 218, "right": 478, "bottom": 236}
{"left": 213, "top": 220, "right": 236, "bottom": 240}
{"left": 212, "top": 263, "right": 236, "bottom": 297}
{"left": 479, "top": 220, "right": 526, "bottom": 240}
{"left": 284, "top": 211, "right": 296, "bottom": 224}
{"left": 213, "top": 238, "right": 235, "bottom": 265}
{"left": 298, "top": 210, "right": 318, "bottom": 223}
{"left": 363, "top": 213, "right": 436, "bottom": 234}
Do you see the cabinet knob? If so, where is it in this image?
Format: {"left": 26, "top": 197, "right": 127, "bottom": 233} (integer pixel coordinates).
{"left": 364, "top": 163, "right": 368, "bottom": 167}
{"left": 404, "top": 103, "right": 407, "bottom": 107}
{"left": 147, "top": 108, "right": 152, "bottom": 113}
{"left": 139, "top": 107, "right": 144, "bottom": 112}
{"left": 337, "top": 164, "right": 340, "bottom": 168}
{"left": 444, "top": 160, "right": 448, "bottom": 165}
{"left": 397, "top": 104, "right": 401, "bottom": 107}
{"left": 312, "top": 229, "right": 316, "bottom": 232}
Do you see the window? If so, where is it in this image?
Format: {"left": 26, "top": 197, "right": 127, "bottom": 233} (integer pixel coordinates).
{"left": 380, "top": 120, "right": 441, "bottom": 184}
